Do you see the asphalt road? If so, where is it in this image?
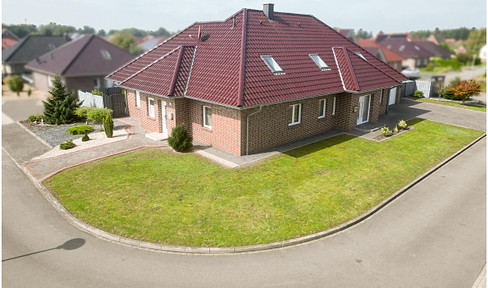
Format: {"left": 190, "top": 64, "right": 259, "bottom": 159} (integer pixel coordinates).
{"left": 2, "top": 125, "right": 485, "bottom": 287}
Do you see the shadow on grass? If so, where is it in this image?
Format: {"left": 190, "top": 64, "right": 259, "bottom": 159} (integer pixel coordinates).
{"left": 284, "top": 134, "right": 355, "bottom": 158}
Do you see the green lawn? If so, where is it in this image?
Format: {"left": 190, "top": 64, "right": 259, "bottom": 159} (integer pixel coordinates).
{"left": 44, "top": 120, "right": 483, "bottom": 247}
{"left": 416, "top": 98, "right": 486, "bottom": 112}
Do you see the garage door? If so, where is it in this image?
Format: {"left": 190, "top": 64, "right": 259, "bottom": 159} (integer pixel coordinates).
{"left": 389, "top": 87, "right": 397, "bottom": 105}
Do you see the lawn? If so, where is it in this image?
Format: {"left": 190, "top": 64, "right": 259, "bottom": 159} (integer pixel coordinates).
{"left": 44, "top": 120, "right": 484, "bottom": 247}
{"left": 416, "top": 98, "right": 486, "bottom": 112}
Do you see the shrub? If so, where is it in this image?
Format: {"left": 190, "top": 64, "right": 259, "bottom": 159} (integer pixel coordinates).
{"left": 82, "top": 134, "right": 90, "bottom": 142}
{"left": 398, "top": 120, "right": 408, "bottom": 130}
{"left": 60, "top": 140, "right": 76, "bottom": 150}
{"left": 413, "top": 90, "right": 423, "bottom": 98}
{"left": 87, "top": 108, "right": 112, "bottom": 124}
{"left": 75, "top": 106, "right": 94, "bottom": 121}
{"left": 103, "top": 114, "right": 114, "bottom": 138}
{"left": 27, "top": 88, "right": 32, "bottom": 96}
{"left": 91, "top": 89, "right": 105, "bottom": 96}
{"left": 168, "top": 123, "right": 193, "bottom": 152}
{"left": 28, "top": 115, "right": 43, "bottom": 123}
{"left": 448, "top": 77, "right": 461, "bottom": 89}
{"left": 381, "top": 127, "right": 393, "bottom": 137}
{"left": 444, "top": 89, "right": 462, "bottom": 100}
{"left": 450, "top": 80, "right": 482, "bottom": 104}
{"left": 66, "top": 125, "right": 93, "bottom": 135}
{"left": 8, "top": 76, "right": 24, "bottom": 96}
{"left": 393, "top": 126, "right": 399, "bottom": 134}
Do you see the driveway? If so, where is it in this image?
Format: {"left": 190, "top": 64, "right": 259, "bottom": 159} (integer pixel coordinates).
{"left": 2, "top": 98, "right": 486, "bottom": 287}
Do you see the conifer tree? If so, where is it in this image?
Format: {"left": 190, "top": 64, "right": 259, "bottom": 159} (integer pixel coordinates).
{"left": 43, "top": 75, "right": 80, "bottom": 124}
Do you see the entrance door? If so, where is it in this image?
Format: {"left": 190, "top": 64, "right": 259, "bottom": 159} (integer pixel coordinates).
{"left": 357, "top": 95, "right": 371, "bottom": 125}
{"left": 389, "top": 87, "right": 397, "bottom": 105}
{"left": 160, "top": 100, "right": 168, "bottom": 137}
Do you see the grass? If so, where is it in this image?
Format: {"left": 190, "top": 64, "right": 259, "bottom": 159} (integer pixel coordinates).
{"left": 44, "top": 120, "right": 484, "bottom": 247}
{"left": 416, "top": 98, "right": 486, "bottom": 112}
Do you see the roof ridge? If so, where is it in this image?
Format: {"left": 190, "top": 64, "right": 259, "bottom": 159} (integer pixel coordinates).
{"left": 120, "top": 45, "right": 182, "bottom": 85}
{"left": 168, "top": 46, "right": 185, "bottom": 96}
{"left": 237, "top": 8, "right": 248, "bottom": 107}
{"left": 61, "top": 35, "right": 95, "bottom": 75}
{"left": 3, "top": 35, "right": 30, "bottom": 62}
{"left": 343, "top": 47, "right": 360, "bottom": 90}
{"left": 332, "top": 47, "right": 347, "bottom": 91}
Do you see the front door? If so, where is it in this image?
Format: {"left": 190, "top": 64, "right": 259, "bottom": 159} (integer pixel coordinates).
{"left": 160, "top": 100, "right": 168, "bottom": 137}
{"left": 389, "top": 87, "right": 397, "bottom": 105}
{"left": 357, "top": 95, "right": 371, "bottom": 125}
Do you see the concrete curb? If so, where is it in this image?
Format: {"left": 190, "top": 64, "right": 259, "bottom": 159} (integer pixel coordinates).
{"left": 5, "top": 132, "right": 486, "bottom": 255}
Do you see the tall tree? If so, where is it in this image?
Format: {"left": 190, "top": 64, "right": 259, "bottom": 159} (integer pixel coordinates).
{"left": 2, "top": 24, "right": 37, "bottom": 38}
{"left": 466, "top": 28, "right": 486, "bottom": 55}
{"left": 43, "top": 75, "right": 80, "bottom": 124}
{"left": 110, "top": 32, "right": 144, "bottom": 55}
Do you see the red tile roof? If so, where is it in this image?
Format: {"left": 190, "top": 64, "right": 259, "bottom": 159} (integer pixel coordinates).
{"left": 107, "top": 8, "right": 406, "bottom": 107}
{"left": 2, "top": 38, "right": 17, "bottom": 50}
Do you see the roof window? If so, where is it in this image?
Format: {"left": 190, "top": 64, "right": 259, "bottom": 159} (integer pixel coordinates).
{"left": 309, "top": 54, "right": 330, "bottom": 71}
{"left": 399, "top": 45, "right": 405, "bottom": 51}
{"left": 261, "top": 55, "right": 284, "bottom": 75}
{"left": 355, "top": 52, "right": 367, "bottom": 61}
{"left": 414, "top": 45, "right": 420, "bottom": 51}
{"left": 101, "top": 49, "right": 111, "bottom": 60}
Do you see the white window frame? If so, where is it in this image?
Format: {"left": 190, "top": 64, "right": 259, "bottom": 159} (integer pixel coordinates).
{"left": 332, "top": 97, "right": 337, "bottom": 115}
{"left": 260, "top": 55, "right": 285, "bottom": 75}
{"left": 135, "top": 91, "right": 141, "bottom": 107}
{"left": 288, "top": 103, "right": 302, "bottom": 126}
{"left": 93, "top": 78, "right": 100, "bottom": 89}
{"left": 47, "top": 75, "right": 55, "bottom": 88}
{"left": 309, "top": 53, "right": 330, "bottom": 71}
{"left": 203, "top": 106, "right": 212, "bottom": 129}
{"left": 101, "top": 49, "right": 111, "bottom": 60}
{"left": 147, "top": 97, "right": 155, "bottom": 118}
{"left": 318, "top": 99, "right": 326, "bottom": 118}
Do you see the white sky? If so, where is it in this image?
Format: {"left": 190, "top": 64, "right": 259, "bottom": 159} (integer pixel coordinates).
{"left": 2, "top": 0, "right": 487, "bottom": 34}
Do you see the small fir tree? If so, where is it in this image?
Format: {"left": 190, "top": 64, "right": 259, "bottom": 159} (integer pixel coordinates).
{"left": 43, "top": 75, "right": 80, "bottom": 124}
{"left": 168, "top": 123, "right": 193, "bottom": 152}
{"left": 103, "top": 114, "right": 114, "bottom": 138}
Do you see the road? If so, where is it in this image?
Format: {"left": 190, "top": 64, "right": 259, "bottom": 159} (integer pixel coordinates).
{"left": 2, "top": 125, "right": 485, "bottom": 287}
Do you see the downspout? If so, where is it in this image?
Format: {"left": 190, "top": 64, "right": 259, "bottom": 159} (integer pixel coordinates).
{"left": 246, "top": 105, "right": 263, "bottom": 155}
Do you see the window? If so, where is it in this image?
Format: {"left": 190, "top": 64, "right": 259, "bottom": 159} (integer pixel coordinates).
{"left": 93, "top": 78, "right": 100, "bottom": 89}
{"left": 101, "top": 49, "right": 111, "bottom": 60}
{"left": 47, "top": 75, "right": 54, "bottom": 88}
{"left": 147, "top": 97, "right": 155, "bottom": 118}
{"left": 135, "top": 91, "right": 141, "bottom": 107}
{"left": 380, "top": 89, "right": 384, "bottom": 104}
{"left": 416, "top": 59, "right": 421, "bottom": 66}
{"left": 261, "top": 55, "right": 284, "bottom": 75}
{"left": 332, "top": 97, "right": 337, "bottom": 115}
{"left": 355, "top": 52, "right": 367, "bottom": 61}
{"left": 288, "top": 104, "right": 301, "bottom": 126}
{"left": 309, "top": 54, "right": 330, "bottom": 71}
{"left": 414, "top": 45, "right": 420, "bottom": 51}
{"left": 399, "top": 45, "right": 405, "bottom": 52}
{"left": 424, "top": 58, "right": 428, "bottom": 65}
{"left": 48, "top": 43, "right": 56, "bottom": 50}
{"left": 318, "top": 99, "right": 326, "bottom": 118}
{"left": 203, "top": 106, "right": 212, "bottom": 128}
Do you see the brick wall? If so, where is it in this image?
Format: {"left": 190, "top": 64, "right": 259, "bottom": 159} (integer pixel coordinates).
{"left": 127, "top": 90, "right": 161, "bottom": 133}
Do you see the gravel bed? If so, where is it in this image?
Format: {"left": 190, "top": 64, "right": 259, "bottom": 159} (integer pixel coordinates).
{"left": 20, "top": 120, "right": 101, "bottom": 147}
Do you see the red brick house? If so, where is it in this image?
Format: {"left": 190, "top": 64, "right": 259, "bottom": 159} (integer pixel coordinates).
{"left": 107, "top": 4, "right": 407, "bottom": 156}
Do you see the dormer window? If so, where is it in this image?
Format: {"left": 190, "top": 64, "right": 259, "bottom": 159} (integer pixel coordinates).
{"left": 261, "top": 55, "right": 284, "bottom": 75}
{"left": 355, "top": 52, "right": 367, "bottom": 61}
{"left": 309, "top": 53, "right": 330, "bottom": 71}
{"left": 101, "top": 49, "right": 111, "bottom": 60}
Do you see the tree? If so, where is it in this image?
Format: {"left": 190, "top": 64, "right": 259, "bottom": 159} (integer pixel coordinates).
{"left": 150, "top": 27, "right": 172, "bottom": 38}
{"left": 450, "top": 80, "right": 481, "bottom": 104}
{"left": 168, "top": 123, "right": 193, "bottom": 152}
{"left": 43, "top": 75, "right": 80, "bottom": 124}
{"left": 110, "top": 32, "right": 144, "bottom": 55}
{"left": 37, "top": 22, "right": 76, "bottom": 36}
{"left": 466, "top": 28, "right": 486, "bottom": 55}
{"left": 97, "top": 29, "right": 107, "bottom": 37}
{"left": 78, "top": 25, "right": 96, "bottom": 34}
{"left": 7, "top": 76, "right": 24, "bottom": 96}
{"left": 2, "top": 24, "right": 37, "bottom": 38}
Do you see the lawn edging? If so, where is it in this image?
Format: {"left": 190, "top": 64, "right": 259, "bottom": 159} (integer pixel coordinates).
{"left": 5, "top": 133, "right": 486, "bottom": 255}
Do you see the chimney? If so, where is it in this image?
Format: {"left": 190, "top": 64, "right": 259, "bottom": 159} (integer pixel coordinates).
{"left": 263, "top": 3, "right": 274, "bottom": 20}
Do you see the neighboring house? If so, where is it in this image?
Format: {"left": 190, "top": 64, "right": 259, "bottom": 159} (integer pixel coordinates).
{"left": 480, "top": 45, "right": 487, "bottom": 62}
{"left": 357, "top": 38, "right": 404, "bottom": 71}
{"left": 336, "top": 29, "right": 357, "bottom": 44}
{"left": 455, "top": 45, "right": 467, "bottom": 55}
{"left": 426, "top": 34, "right": 445, "bottom": 45}
{"left": 411, "top": 40, "right": 452, "bottom": 60}
{"left": 2, "top": 35, "right": 70, "bottom": 75}
{"left": 25, "top": 35, "right": 135, "bottom": 96}
{"left": 138, "top": 36, "right": 166, "bottom": 51}
{"left": 376, "top": 37, "right": 431, "bottom": 68}
{"left": 107, "top": 4, "right": 406, "bottom": 156}
{"left": 2, "top": 29, "right": 19, "bottom": 50}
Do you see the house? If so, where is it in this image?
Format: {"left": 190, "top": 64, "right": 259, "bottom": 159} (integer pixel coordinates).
{"left": 357, "top": 38, "right": 404, "bottom": 71}
{"left": 480, "top": 45, "right": 487, "bottom": 62}
{"left": 25, "top": 35, "right": 135, "bottom": 96}
{"left": 138, "top": 36, "right": 166, "bottom": 51}
{"left": 376, "top": 36, "right": 431, "bottom": 68}
{"left": 411, "top": 39, "right": 452, "bottom": 60}
{"left": 2, "top": 29, "right": 19, "bottom": 50}
{"left": 106, "top": 4, "right": 406, "bottom": 156}
{"left": 2, "top": 35, "right": 71, "bottom": 75}
{"left": 336, "top": 29, "right": 357, "bottom": 44}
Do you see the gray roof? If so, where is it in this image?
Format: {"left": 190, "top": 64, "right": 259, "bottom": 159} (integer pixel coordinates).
{"left": 2, "top": 35, "right": 70, "bottom": 64}
{"left": 25, "top": 35, "right": 136, "bottom": 77}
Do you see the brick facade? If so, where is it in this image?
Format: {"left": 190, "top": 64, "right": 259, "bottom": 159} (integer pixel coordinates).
{"left": 126, "top": 86, "right": 400, "bottom": 156}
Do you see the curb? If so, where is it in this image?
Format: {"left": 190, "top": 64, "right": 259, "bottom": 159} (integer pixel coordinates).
{"left": 4, "top": 133, "right": 486, "bottom": 255}
{"left": 16, "top": 121, "right": 53, "bottom": 149}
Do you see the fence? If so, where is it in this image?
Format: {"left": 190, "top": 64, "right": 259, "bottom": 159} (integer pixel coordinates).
{"left": 78, "top": 87, "right": 127, "bottom": 118}
{"left": 401, "top": 76, "right": 445, "bottom": 99}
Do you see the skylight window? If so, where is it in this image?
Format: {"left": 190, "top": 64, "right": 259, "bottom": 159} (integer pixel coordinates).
{"left": 101, "top": 49, "right": 111, "bottom": 60}
{"left": 309, "top": 54, "right": 330, "bottom": 71}
{"left": 399, "top": 45, "right": 405, "bottom": 51}
{"left": 355, "top": 52, "right": 367, "bottom": 61}
{"left": 414, "top": 45, "right": 420, "bottom": 51}
{"left": 261, "top": 55, "right": 284, "bottom": 75}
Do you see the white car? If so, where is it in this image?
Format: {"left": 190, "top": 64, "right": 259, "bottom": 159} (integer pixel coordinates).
{"left": 401, "top": 67, "right": 420, "bottom": 79}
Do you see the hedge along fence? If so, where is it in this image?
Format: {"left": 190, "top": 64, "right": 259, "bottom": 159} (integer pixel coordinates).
{"left": 78, "top": 87, "right": 127, "bottom": 118}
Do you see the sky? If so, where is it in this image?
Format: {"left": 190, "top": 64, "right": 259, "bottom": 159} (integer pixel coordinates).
{"left": 2, "top": 0, "right": 487, "bottom": 35}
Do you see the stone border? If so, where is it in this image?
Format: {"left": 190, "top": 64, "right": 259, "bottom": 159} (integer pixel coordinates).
{"left": 4, "top": 132, "right": 485, "bottom": 255}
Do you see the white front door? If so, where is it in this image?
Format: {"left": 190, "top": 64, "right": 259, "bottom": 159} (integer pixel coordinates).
{"left": 357, "top": 95, "right": 371, "bottom": 125}
{"left": 160, "top": 100, "right": 168, "bottom": 137}
{"left": 389, "top": 87, "right": 397, "bottom": 105}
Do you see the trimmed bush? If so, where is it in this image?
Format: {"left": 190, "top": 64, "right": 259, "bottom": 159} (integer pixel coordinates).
{"left": 444, "top": 89, "right": 462, "bottom": 100}
{"left": 8, "top": 76, "right": 24, "bottom": 96}
{"left": 413, "top": 90, "right": 423, "bottom": 98}
{"left": 398, "top": 120, "right": 408, "bottom": 130}
{"left": 87, "top": 108, "right": 112, "bottom": 124}
{"left": 82, "top": 134, "right": 90, "bottom": 142}
{"left": 75, "top": 106, "right": 94, "bottom": 121}
{"left": 103, "top": 114, "right": 114, "bottom": 138}
{"left": 381, "top": 127, "right": 393, "bottom": 137}
{"left": 60, "top": 140, "right": 76, "bottom": 150}
{"left": 91, "top": 89, "right": 105, "bottom": 96}
{"left": 28, "top": 115, "right": 43, "bottom": 123}
{"left": 66, "top": 125, "right": 93, "bottom": 135}
{"left": 27, "top": 88, "right": 32, "bottom": 96}
{"left": 168, "top": 123, "right": 193, "bottom": 152}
